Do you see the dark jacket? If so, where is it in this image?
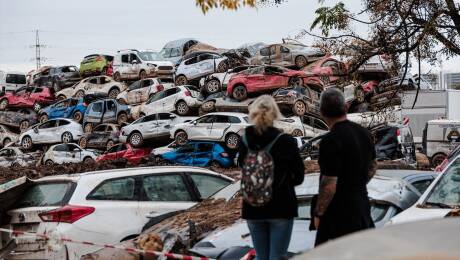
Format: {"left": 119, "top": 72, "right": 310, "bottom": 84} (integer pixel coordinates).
{"left": 238, "top": 126, "right": 305, "bottom": 219}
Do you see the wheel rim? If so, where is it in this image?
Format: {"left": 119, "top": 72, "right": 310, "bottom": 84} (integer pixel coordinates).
{"left": 356, "top": 89, "right": 365, "bottom": 102}
{"left": 206, "top": 80, "right": 220, "bottom": 93}
{"left": 233, "top": 86, "right": 246, "bottom": 99}
{"left": 118, "top": 114, "right": 127, "bottom": 123}
{"left": 34, "top": 103, "right": 41, "bottom": 111}
{"left": 176, "top": 76, "right": 186, "bottom": 86}
{"left": 109, "top": 89, "right": 120, "bottom": 99}
{"left": 176, "top": 132, "right": 187, "bottom": 145}
{"left": 176, "top": 102, "right": 188, "bottom": 114}
{"left": 46, "top": 160, "right": 53, "bottom": 166}
{"left": 140, "top": 71, "right": 147, "bottom": 79}
{"left": 40, "top": 115, "right": 48, "bottom": 123}
{"left": 58, "top": 95, "right": 66, "bottom": 101}
{"left": 84, "top": 157, "right": 94, "bottom": 163}
{"left": 63, "top": 133, "right": 72, "bottom": 143}
{"left": 217, "top": 62, "right": 228, "bottom": 73}
{"left": 296, "top": 56, "right": 307, "bottom": 67}
{"left": 76, "top": 91, "right": 84, "bottom": 98}
{"left": 22, "top": 137, "right": 31, "bottom": 149}
{"left": 294, "top": 101, "right": 306, "bottom": 115}
{"left": 0, "top": 100, "right": 8, "bottom": 110}
{"left": 292, "top": 129, "right": 303, "bottom": 137}
{"left": 227, "top": 135, "right": 239, "bottom": 148}
{"left": 3, "top": 139, "right": 10, "bottom": 146}
{"left": 80, "top": 138, "right": 87, "bottom": 148}
{"left": 130, "top": 133, "right": 142, "bottom": 146}
{"left": 73, "top": 112, "right": 82, "bottom": 122}
{"left": 202, "top": 101, "right": 215, "bottom": 111}
{"left": 20, "top": 121, "right": 29, "bottom": 131}
{"left": 85, "top": 124, "right": 92, "bottom": 133}
{"left": 114, "top": 73, "right": 120, "bottom": 81}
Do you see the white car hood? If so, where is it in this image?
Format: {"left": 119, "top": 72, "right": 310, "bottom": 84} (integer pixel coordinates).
{"left": 148, "top": 60, "right": 174, "bottom": 67}
{"left": 388, "top": 205, "right": 452, "bottom": 226}
{"left": 56, "top": 87, "right": 75, "bottom": 98}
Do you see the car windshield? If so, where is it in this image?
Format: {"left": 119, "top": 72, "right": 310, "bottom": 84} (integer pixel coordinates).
{"left": 424, "top": 157, "right": 460, "bottom": 207}
{"left": 15, "top": 182, "right": 73, "bottom": 208}
{"left": 138, "top": 51, "right": 160, "bottom": 61}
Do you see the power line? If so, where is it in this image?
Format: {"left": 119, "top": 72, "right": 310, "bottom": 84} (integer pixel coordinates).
{"left": 29, "top": 29, "right": 48, "bottom": 69}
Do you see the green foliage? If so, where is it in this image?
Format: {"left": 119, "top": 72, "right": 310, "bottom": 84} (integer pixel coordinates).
{"left": 310, "top": 2, "right": 348, "bottom": 37}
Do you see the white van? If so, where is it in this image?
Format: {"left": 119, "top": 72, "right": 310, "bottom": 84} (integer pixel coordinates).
{"left": 112, "top": 49, "right": 174, "bottom": 82}
{"left": 422, "top": 119, "right": 460, "bottom": 166}
{"left": 0, "top": 71, "right": 27, "bottom": 92}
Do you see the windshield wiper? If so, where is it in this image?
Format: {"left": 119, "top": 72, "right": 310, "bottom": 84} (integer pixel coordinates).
{"left": 422, "top": 202, "right": 454, "bottom": 209}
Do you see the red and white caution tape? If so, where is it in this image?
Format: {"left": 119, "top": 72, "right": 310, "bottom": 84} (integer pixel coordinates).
{"left": 0, "top": 228, "right": 213, "bottom": 260}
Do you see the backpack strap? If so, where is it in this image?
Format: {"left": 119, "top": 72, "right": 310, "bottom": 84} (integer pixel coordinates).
{"left": 263, "top": 133, "right": 284, "bottom": 152}
{"left": 241, "top": 133, "right": 254, "bottom": 153}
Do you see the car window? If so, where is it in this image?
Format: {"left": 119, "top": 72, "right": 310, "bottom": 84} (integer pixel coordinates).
{"left": 370, "top": 202, "right": 390, "bottom": 222}
{"left": 121, "top": 54, "right": 129, "bottom": 63}
{"left": 270, "top": 45, "right": 277, "bottom": 55}
{"left": 260, "top": 47, "right": 270, "bottom": 56}
{"left": 190, "top": 174, "right": 231, "bottom": 199}
{"left": 91, "top": 102, "right": 103, "bottom": 113}
{"left": 170, "top": 48, "right": 181, "bottom": 57}
{"left": 0, "top": 126, "right": 4, "bottom": 133}
{"left": 178, "top": 143, "right": 195, "bottom": 153}
{"left": 106, "top": 100, "right": 116, "bottom": 112}
{"left": 425, "top": 157, "right": 460, "bottom": 207}
{"left": 411, "top": 179, "right": 434, "bottom": 194}
{"left": 164, "top": 88, "right": 178, "bottom": 97}
{"left": 142, "top": 174, "right": 192, "bottom": 201}
{"left": 196, "top": 115, "right": 214, "bottom": 124}
{"left": 54, "top": 144, "right": 68, "bottom": 152}
{"left": 108, "top": 144, "right": 124, "bottom": 153}
{"left": 196, "top": 143, "right": 214, "bottom": 152}
{"left": 229, "top": 116, "right": 241, "bottom": 123}
{"left": 0, "top": 149, "right": 15, "bottom": 157}
{"left": 16, "top": 182, "right": 73, "bottom": 208}
{"left": 5, "top": 74, "right": 27, "bottom": 84}
{"left": 214, "top": 115, "right": 230, "bottom": 123}
{"left": 89, "top": 78, "right": 98, "bottom": 84}
{"left": 280, "top": 46, "right": 290, "bottom": 53}
{"left": 69, "top": 99, "right": 79, "bottom": 107}
{"left": 141, "top": 79, "right": 152, "bottom": 87}
{"left": 100, "top": 77, "right": 108, "bottom": 84}
{"left": 58, "top": 120, "right": 70, "bottom": 126}
{"left": 93, "top": 124, "right": 107, "bottom": 132}
{"left": 147, "top": 91, "right": 165, "bottom": 104}
{"left": 158, "top": 113, "right": 172, "bottom": 120}
{"left": 39, "top": 120, "right": 57, "bottom": 129}
{"left": 142, "top": 114, "right": 157, "bottom": 122}
{"left": 128, "top": 81, "right": 141, "bottom": 91}
{"left": 88, "top": 177, "right": 136, "bottom": 200}
{"left": 129, "top": 54, "right": 139, "bottom": 63}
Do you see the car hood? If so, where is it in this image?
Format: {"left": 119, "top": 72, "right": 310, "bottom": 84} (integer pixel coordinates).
{"left": 56, "top": 87, "right": 74, "bottom": 98}
{"left": 388, "top": 205, "right": 453, "bottom": 226}
{"left": 147, "top": 60, "right": 174, "bottom": 67}
{"left": 151, "top": 146, "right": 175, "bottom": 156}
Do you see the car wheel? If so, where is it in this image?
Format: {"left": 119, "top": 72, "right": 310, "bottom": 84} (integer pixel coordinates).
{"left": 117, "top": 98, "right": 127, "bottom": 105}
{"left": 114, "top": 72, "right": 121, "bottom": 82}
{"left": 431, "top": 153, "right": 447, "bottom": 167}
{"left": 201, "top": 100, "right": 216, "bottom": 113}
{"left": 106, "top": 140, "right": 115, "bottom": 150}
{"left": 117, "top": 112, "right": 128, "bottom": 124}
{"left": 295, "top": 56, "right": 308, "bottom": 68}
{"left": 209, "top": 160, "right": 221, "bottom": 168}
{"left": 75, "top": 90, "right": 85, "bottom": 99}
{"left": 73, "top": 111, "right": 83, "bottom": 123}
{"left": 79, "top": 137, "right": 87, "bottom": 149}
{"left": 0, "top": 99, "right": 8, "bottom": 110}
{"left": 139, "top": 70, "right": 147, "bottom": 79}
{"left": 3, "top": 138, "right": 11, "bottom": 147}
{"left": 292, "top": 129, "right": 304, "bottom": 137}
{"left": 45, "top": 160, "right": 54, "bottom": 166}
{"left": 21, "top": 136, "right": 33, "bottom": 150}
{"left": 232, "top": 85, "right": 247, "bottom": 101}
{"left": 108, "top": 87, "right": 120, "bottom": 99}
{"left": 19, "top": 120, "right": 30, "bottom": 132}
{"left": 175, "top": 101, "right": 190, "bottom": 116}
{"left": 12, "top": 162, "right": 21, "bottom": 168}
{"left": 355, "top": 87, "right": 365, "bottom": 103}
{"left": 57, "top": 95, "right": 66, "bottom": 101}
{"left": 175, "top": 75, "right": 187, "bottom": 86}
{"left": 39, "top": 114, "right": 48, "bottom": 123}
{"left": 33, "top": 102, "right": 42, "bottom": 112}
{"left": 83, "top": 157, "right": 95, "bottom": 164}
{"left": 52, "top": 81, "right": 60, "bottom": 92}
{"left": 175, "top": 131, "right": 188, "bottom": 145}
{"left": 292, "top": 100, "right": 307, "bottom": 116}
{"left": 225, "top": 133, "right": 240, "bottom": 149}
{"left": 84, "top": 123, "right": 93, "bottom": 133}
{"left": 217, "top": 61, "right": 228, "bottom": 73}
{"left": 129, "top": 132, "right": 143, "bottom": 147}
{"left": 61, "top": 132, "right": 73, "bottom": 143}
{"left": 205, "top": 79, "right": 221, "bottom": 94}
{"left": 288, "top": 76, "right": 303, "bottom": 87}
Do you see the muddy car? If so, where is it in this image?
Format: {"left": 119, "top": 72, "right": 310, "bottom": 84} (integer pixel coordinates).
{"left": 159, "top": 38, "right": 199, "bottom": 63}
{"left": 116, "top": 78, "right": 174, "bottom": 105}
{"left": 79, "top": 123, "right": 120, "bottom": 151}
{"left": 0, "top": 86, "right": 55, "bottom": 112}
{"left": 0, "top": 125, "right": 18, "bottom": 147}
{"left": 275, "top": 117, "right": 326, "bottom": 138}
{"left": 0, "top": 109, "right": 38, "bottom": 132}
{"left": 0, "top": 146, "right": 41, "bottom": 167}
{"left": 141, "top": 86, "right": 202, "bottom": 117}
{"left": 55, "top": 75, "right": 127, "bottom": 101}
{"left": 199, "top": 65, "right": 258, "bottom": 94}
{"left": 95, "top": 143, "right": 151, "bottom": 164}
{"left": 38, "top": 66, "right": 81, "bottom": 92}
{"left": 38, "top": 97, "right": 87, "bottom": 123}
{"left": 175, "top": 52, "right": 228, "bottom": 86}
{"left": 80, "top": 54, "right": 114, "bottom": 77}
{"left": 251, "top": 43, "right": 325, "bottom": 68}
{"left": 272, "top": 86, "right": 320, "bottom": 116}
{"left": 42, "top": 143, "right": 99, "bottom": 165}
{"left": 199, "top": 92, "right": 255, "bottom": 115}
{"left": 303, "top": 56, "right": 348, "bottom": 87}
{"left": 82, "top": 99, "right": 130, "bottom": 133}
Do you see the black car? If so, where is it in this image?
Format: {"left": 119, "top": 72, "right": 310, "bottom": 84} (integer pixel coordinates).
{"left": 0, "top": 109, "right": 38, "bottom": 132}
{"left": 35, "top": 66, "right": 81, "bottom": 92}
{"left": 79, "top": 123, "right": 120, "bottom": 151}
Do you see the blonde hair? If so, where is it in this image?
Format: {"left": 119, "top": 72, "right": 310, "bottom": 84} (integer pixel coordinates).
{"left": 248, "top": 95, "right": 282, "bottom": 134}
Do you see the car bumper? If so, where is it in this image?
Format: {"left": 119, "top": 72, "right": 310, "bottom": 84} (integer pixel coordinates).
{"left": 119, "top": 135, "right": 128, "bottom": 143}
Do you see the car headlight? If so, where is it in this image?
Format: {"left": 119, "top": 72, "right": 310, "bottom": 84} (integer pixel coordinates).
{"left": 147, "top": 63, "right": 157, "bottom": 67}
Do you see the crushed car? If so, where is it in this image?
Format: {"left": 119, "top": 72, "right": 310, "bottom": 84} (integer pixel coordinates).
{"left": 199, "top": 65, "right": 257, "bottom": 94}
{"left": 0, "top": 125, "right": 18, "bottom": 147}
{"left": 0, "top": 86, "right": 55, "bottom": 112}
{"left": 0, "top": 109, "right": 38, "bottom": 132}
{"left": 39, "top": 66, "right": 81, "bottom": 92}
{"left": 116, "top": 78, "right": 174, "bottom": 105}
{"left": 55, "top": 75, "right": 127, "bottom": 100}
{"left": 42, "top": 143, "right": 99, "bottom": 165}
{"left": 95, "top": 143, "right": 151, "bottom": 164}
{"left": 302, "top": 56, "right": 348, "bottom": 86}
{"left": 82, "top": 98, "right": 130, "bottom": 133}
{"left": 78, "top": 123, "right": 120, "bottom": 151}
{"left": 141, "top": 86, "right": 202, "bottom": 116}
{"left": 0, "top": 146, "right": 41, "bottom": 167}
{"left": 159, "top": 38, "right": 200, "bottom": 64}
{"left": 251, "top": 42, "right": 324, "bottom": 68}
{"left": 175, "top": 52, "right": 228, "bottom": 86}
{"left": 79, "top": 54, "right": 114, "bottom": 77}
{"left": 272, "top": 86, "right": 320, "bottom": 116}
{"left": 199, "top": 92, "right": 255, "bottom": 115}
{"left": 38, "top": 97, "right": 87, "bottom": 123}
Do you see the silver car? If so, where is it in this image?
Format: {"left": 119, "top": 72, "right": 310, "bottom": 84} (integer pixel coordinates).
{"left": 251, "top": 43, "right": 325, "bottom": 68}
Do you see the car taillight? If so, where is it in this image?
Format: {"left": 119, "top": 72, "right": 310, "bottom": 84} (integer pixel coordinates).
{"left": 220, "top": 152, "right": 229, "bottom": 157}
{"left": 184, "top": 90, "right": 191, "bottom": 96}
{"left": 157, "top": 84, "right": 164, "bottom": 91}
{"left": 39, "top": 205, "right": 95, "bottom": 223}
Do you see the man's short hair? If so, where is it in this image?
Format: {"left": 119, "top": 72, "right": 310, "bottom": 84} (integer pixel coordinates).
{"left": 320, "top": 88, "right": 347, "bottom": 118}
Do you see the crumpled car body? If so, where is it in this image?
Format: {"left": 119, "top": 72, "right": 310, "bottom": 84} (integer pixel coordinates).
{"left": 357, "top": 55, "right": 392, "bottom": 74}
{"left": 42, "top": 143, "right": 99, "bottom": 165}
{"left": 0, "top": 125, "right": 18, "bottom": 147}
{"left": 302, "top": 56, "right": 348, "bottom": 87}
{"left": 274, "top": 117, "right": 326, "bottom": 138}
{"left": 96, "top": 143, "right": 151, "bottom": 164}
{"left": 0, "top": 146, "right": 41, "bottom": 167}
{"left": 141, "top": 86, "right": 202, "bottom": 117}
{"left": 199, "top": 93, "right": 255, "bottom": 115}
{"left": 39, "top": 97, "right": 87, "bottom": 123}
{"left": 175, "top": 52, "right": 228, "bottom": 86}
{"left": 78, "top": 123, "right": 120, "bottom": 151}
{"left": 55, "top": 76, "right": 127, "bottom": 100}
{"left": 34, "top": 66, "right": 81, "bottom": 92}
{"left": 272, "top": 86, "right": 320, "bottom": 117}
{"left": 251, "top": 43, "right": 325, "bottom": 68}
{"left": 82, "top": 98, "right": 130, "bottom": 133}
{"left": 0, "top": 109, "right": 37, "bottom": 132}
{"left": 0, "top": 86, "right": 55, "bottom": 112}
{"left": 116, "top": 78, "right": 174, "bottom": 105}
{"left": 226, "top": 65, "right": 307, "bottom": 100}
{"left": 199, "top": 65, "right": 258, "bottom": 94}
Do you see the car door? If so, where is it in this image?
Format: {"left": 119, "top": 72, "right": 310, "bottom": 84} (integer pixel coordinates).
{"left": 137, "top": 173, "right": 197, "bottom": 220}
{"left": 160, "top": 88, "right": 179, "bottom": 112}
{"left": 119, "top": 54, "right": 130, "bottom": 78}
{"left": 186, "top": 172, "right": 232, "bottom": 199}
{"left": 245, "top": 67, "right": 266, "bottom": 90}
{"left": 210, "top": 115, "right": 231, "bottom": 140}
{"left": 140, "top": 114, "right": 159, "bottom": 139}
{"left": 104, "top": 144, "right": 124, "bottom": 161}
{"left": 86, "top": 101, "right": 104, "bottom": 124}
{"left": 83, "top": 77, "right": 98, "bottom": 93}
{"left": 67, "top": 143, "right": 83, "bottom": 163}
{"left": 172, "top": 143, "right": 195, "bottom": 165}
{"left": 90, "top": 124, "right": 108, "bottom": 147}
{"left": 52, "top": 144, "right": 69, "bottom": 164}
{"left": 258, "top": 47, "right": 271, "bottom": 64}
{"left": 280, "top": 45, "right": 292, "bottom": 65}
{"left": 103, "top": 100, "right": 117, "bottom": 123}
{"left": 189, "top": 115, "right": 215, "bottom": 139}
{"left": 196, "top": 54, "right": 217, "bottom": 77}
{"left": 50, "top": 100, "right": 67, "bottom": 118}
{"left": 264, "top": 66, "right": 287, "bottom": 89}
{"left": 192, "top": 143, "right": 214, "bottom": 166}
{"left": 156, "top": 113, "right": 174, "bottom": 136}
{"left": 36, "top": 120, "right": 58, "bottom": 143}
{"left": 139, "top": 79, "right": 153, "bottom": 103}
{"left": 129, "top": 53, "right": 140, "bottom": 79}
{"left": 269, "top": 45, "right": 281, "bottom": 65}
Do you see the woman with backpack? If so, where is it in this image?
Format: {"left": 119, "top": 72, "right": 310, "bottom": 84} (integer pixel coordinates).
{"left": 238, "top": 95, "right": 305, "bottom": 260}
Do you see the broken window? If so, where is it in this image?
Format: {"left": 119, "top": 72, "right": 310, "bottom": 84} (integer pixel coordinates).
{"left": 93, "top": 124, "right": 107, "bottom": 132}
{"left": 88, "top": 177, "right": 136, "bottom": 200}
{"left": 190, "top": 174, "right": 230, "bottom": 199}
{"left": 142, "top": 174, "right": 192, "bottom": 202}
{"left": 91, "top": 102, "right": 103, "bottom": 114}
{"left": 170, "top": 48, "right": 181, "bottom": 57}
{"left": 260, "top": 47, "right": 270, "bottom": 56}
{"left": 106, "top": 100, "right": 117, "bottom": 113}
{"left": 280, "top": 46, "right": 290, "bottom": 53}
{"left": 15, "top": 182, "right": 73, "bottom": 208}
{"left": 129, "top": 54, "right": 139, "bottom": 63}
{"left": 121, "top": 54, "right": 129, "bottom": 63}
{"left": 89, "top": 78, "right": 98, "bottom": 84}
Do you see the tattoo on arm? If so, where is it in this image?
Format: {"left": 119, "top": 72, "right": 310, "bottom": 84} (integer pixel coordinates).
{"left": 314, "top": 176, "right": 337, "bottom": 217}
{"left": 367, "top": 160, "right": 377, "bottom": 183}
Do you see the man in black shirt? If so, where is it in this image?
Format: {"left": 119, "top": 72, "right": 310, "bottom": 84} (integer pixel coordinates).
{"left": 314, "top": 88, "right": 377, "bottom": 246}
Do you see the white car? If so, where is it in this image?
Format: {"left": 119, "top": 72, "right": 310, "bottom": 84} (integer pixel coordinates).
{"left": 120, "top": 112, "right": 196, "bottom": 147}
{"left": 42, "top": 143, "right": 99, "bottom": 165}
{"left": 141, "top": 85, "right": 202, "bottom": 116}
{"left": 0, "top": 71, "right": 27, "bottom": 92}
{"left": 149, "top": 141, "right": 179, "bottom": 159}
{"left": 274, "top": 117, "right": 326, "bottom": 137}
{"left": 175, "top": 53, "right": 228, "bottom": 86}
{"left": 1, "top": 166, "right": 233, "bottom": 259}
{"left": 0, "top": 125, "right": 18, "bottom": 147}
{"left": 0, "top": 146, "right": 41, "bottom": 167}
{"left": 113, "top": 49, "right": 175, "bottom": 82}
{"left": 116, "top": 77, "right": 174, "bottom": 105}
{"left": 19, "top": 118, "right": 84, "bottom": 150}
{"left": 388, "top": 154, "right": 460, "bottom": 226}
{"left": 55, "top": 76, "right": 127, "bottom": 100}
{"left": 171, "top": 112, "right": 250, "bottom": 149}
{"left": 198, "top": 65, "right": 257, "bottom": 94}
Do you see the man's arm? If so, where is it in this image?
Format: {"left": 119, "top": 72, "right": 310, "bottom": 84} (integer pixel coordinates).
{"left": 367, "top": 160, "right": 377, "bottom": 183}
{"left": 314, "top": 176, "right": 337, "bottom": 217}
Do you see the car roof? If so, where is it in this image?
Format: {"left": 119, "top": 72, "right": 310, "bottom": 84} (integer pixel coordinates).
{"left": 376, "top": 170, "right": 437, "bottom": 181}
{"left": 203, "top": 112, "right": 248, "bottom": 117}
{"left": 428, "top": 119, "right": 460, "bottom": 124}
{"left": 163, "top": 38, "right": 197, "bottom": 48}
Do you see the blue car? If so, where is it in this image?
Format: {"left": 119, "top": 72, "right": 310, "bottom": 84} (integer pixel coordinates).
{"left": 39, "top": 97, "right": 87, "bottom": 123}
{"left": 161, "top": 141, "right": 233, "bottom": 167}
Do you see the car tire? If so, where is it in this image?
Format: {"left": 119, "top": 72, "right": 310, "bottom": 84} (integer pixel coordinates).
{"left": 129, "top": 132, "right": 143, "bottom": 147}
{"left": 57, "top": 95, "right": 66, "bottom": 101}
{"left": 225, "top": 133, "right": 240, "bottom": 149}
{"left": 106, "top": 140, "right": 114, "bottom": 150}
{"left": 292, "top": 129, "right": 304, "bottom": 137}
{"left": 174, "top": 131, "right": 188, "bottom": 145}
{"left": 3, "top": 138, "right": 11, "bottom": 147}
{"left": 175, "top": 101, "right": 190, "bottom": 116}
{"left": 292, "top": 100, "right": 307, "bottom": 116}
{"left": 232, "top": 85, "right": 247, "bottom": 101}
{"left": 83, "top": 157, "right": 95, "bottom": 164}
{"left": 61, "top": 132, "right": 73, "bottom": 143}
{"left": 355, "top": 87, "right": 365, "bottom": 103}
{"left": 114, "top": 72, "right": 121, "bottom": 82}
{"left": 0, "top": 99, "right": 8, "bottom": 111}
{"left": 33, "top": 102, "right": 42, "bottom": 112}
{"left": 117, "top": 112, "right": 128, "bottom": 124}
{"left": 108, "top": 87, "right": 120, "bottom": 99}
{"left": 117, "top": 98, "right": 127, "bottom": 105}
{"left": 73, "top": 111, "right": 83, "bottom": 123}
{"left": 295, "top": 56, "right": 308, "bottom": 68}
{"left": 200, "top": 100, "right": 216, "bottom": 113}
{"left": 84, "top": 123, "right": 93, "bottom": 133}
{"left": 288, "top": 76, "right": 303, "bottom": 87}
{"left": 21, "top": 136, "right": 33, "bottom": 150}
{"left": 217, "top": 61, "right": 228, "bottom": 73}
{"left": 45, "top": 160, "right": 54, "bottom": 166}
{"left": 75, "top": 90, "right": 85, "bottom": 99}
{"left": 139, "top": 70, "right": 147, "bottom": 79}
{"left": 175, "top": 75, "right": 187, "bottom": 86}
{"left": 79, "top": 137, "right": 87, "bottom": 148}
{"left": 12, "top": 162, "right": 21, "bottom": 168}
{"left": 209, "top": 160, "right": 221, "bottom": 168}
{"left": 19, "top": 120, "right": 30, "bottom": 132}
{"left": 205, "top": 79, "right": 221, "bottom": 94}
{"left": 39, "top": 114, "right": 48, "bottom": 123}
{"left": 431, "top": 153, "right": 447, "bottom": 167}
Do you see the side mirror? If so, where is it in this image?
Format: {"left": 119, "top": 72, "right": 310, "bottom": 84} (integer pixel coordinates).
{"left": 33, "top": 127, "right": 39, "bottom": 134}
{"left": 193, "top": 121, "right": 197, "bottom": 125}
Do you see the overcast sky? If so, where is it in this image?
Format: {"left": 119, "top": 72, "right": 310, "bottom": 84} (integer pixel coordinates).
{"left": 0, "top": 0, "right": 458, "bottom": 74}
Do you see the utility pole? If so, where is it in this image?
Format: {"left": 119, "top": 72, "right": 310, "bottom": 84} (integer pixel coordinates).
{"left": 32, "top": 29, "right": 46, "bottom": 69}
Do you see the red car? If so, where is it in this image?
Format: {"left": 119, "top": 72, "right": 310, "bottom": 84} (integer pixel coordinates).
{"left": 303, "top": 56, "right": 348, "bottom": 87}
{"left": 96, "top": 143, "right": 151, "bottom": 164}
{"left": 0, "top": 86, "right": 55, "bottom": 112}
{"left": 227, "top": 65, "right": 306, "bottom": 100}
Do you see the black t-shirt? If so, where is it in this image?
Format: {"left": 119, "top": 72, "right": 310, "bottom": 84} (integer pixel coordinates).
{"left": 318, "top": 120, "right": 375, "bottom": 218}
